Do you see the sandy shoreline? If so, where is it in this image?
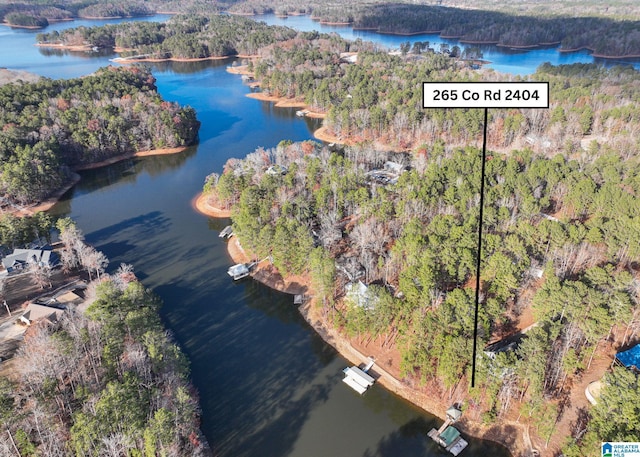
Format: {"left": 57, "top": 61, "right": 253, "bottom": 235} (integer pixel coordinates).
{"left": 1, "top": 22, "right": 44, "bottom": 29}
{"left": 245, "top": 91, "right": 327, "bottom": 117}
{"left": 113, "top": 54, "right": 234, "bottom": 63}
{"left": 192, "top": 191, "right": 232, "bottom": 218}
{"left": 4, "top": 173, "right": 81, "bottom": 217}
{"left": 226, "top": 65, "right": 327, "bottom": 118}
{"left": 192, "top": 195, "right": 530, "bottom": 457}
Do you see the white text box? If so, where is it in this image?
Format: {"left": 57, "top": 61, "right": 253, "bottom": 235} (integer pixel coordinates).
{"left": 423, "top": 82, "right": 549, "bottom": 109}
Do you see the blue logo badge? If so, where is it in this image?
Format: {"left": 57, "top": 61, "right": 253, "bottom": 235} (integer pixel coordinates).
{"left": 603, "top": 442, "right": 613, "bottom": 457}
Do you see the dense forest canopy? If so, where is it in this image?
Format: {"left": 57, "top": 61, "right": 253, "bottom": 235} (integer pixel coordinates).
{"left": 0, "top": 66, "right": 199, "bottom": 205}
{"left": 0, "top": 268, "right": 207, "bottom": 455}
{"left": 2, "top": 3, "right": 639, "bottom": 454}
{"left": 204, "top": 28, "right": 640, "bottom": 451}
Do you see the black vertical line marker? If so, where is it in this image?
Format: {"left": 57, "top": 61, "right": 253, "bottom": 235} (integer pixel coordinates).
{"left": 471, "top": 107, "right": 488, "bottom": 388}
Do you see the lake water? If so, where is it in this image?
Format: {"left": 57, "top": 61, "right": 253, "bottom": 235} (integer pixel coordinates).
{"left": 3, "top": 11, "right": 626, "bottom": 456}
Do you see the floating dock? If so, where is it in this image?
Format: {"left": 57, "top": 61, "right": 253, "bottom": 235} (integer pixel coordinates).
{"left": 342, "top": 357, "right": 376, "bottom": 394}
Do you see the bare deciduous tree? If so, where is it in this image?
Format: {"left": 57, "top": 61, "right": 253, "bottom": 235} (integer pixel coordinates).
{"left": 29, "top": 261, "right": 53, "bottom": 289}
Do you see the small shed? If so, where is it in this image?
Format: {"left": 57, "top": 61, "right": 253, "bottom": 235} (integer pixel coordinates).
{"left": 446, "top": 406, "right": 462, "bottom": 423}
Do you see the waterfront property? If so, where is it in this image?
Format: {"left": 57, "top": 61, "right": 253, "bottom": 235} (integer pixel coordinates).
{"left": 427, "top": 406, "right": 469, "bottom": 456}
{"left": 614, "top": 343, "right": 640, "bottom": 372}
{"left": 19, "top": 302, "right": 64, "bottom": 326}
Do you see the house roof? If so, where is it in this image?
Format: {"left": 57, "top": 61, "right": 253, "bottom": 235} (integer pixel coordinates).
{"left": 446, "top": 406, "right": 462, "bottom": 422}
{"left": 345, "top": 281, "right": 377, "bottom": 310}
{"left": 439, "top": 426, "right": 461, "bottom": 446}
{"left": 21, "top": 303, "right": 64, "bottom": 325}
{"left": 2, "top": 248, "right": 58, "bottom": 270}
{"left": 616, "top": 343, "right": 640, "bottom": 369}
{"left": 54, "top": 291, "right": 82, "bottom": 305}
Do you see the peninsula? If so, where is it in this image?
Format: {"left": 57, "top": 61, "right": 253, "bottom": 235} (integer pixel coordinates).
{"left": 0, "top": 66, "right": 199, "bottom": 215}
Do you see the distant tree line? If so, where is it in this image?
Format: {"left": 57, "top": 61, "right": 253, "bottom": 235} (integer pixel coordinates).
{"left": 36, "top": 14, "right": 299, "bottom": 59}
{"left": 4, "top": 11, "right": 49, "bottom": 27}
{"left": 0, "top": 0, "right": 157, "bottom": 28}
{"left": 0, "top": 66, "right": 199, "bottom": 205}
{"left": 228, "top": 1, "right": 640, "bottom": 57}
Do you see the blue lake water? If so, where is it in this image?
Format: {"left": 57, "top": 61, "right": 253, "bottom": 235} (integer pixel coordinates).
{"left": 3, "top": 10, "right": 630, "bottom": 456}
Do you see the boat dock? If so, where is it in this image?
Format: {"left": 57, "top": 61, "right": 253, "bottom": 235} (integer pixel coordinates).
{"left": 227, "top": 263, "right": 250, "bottom": 280}
{"left": 342, "top": 357, "right": 376, "bottom": 394}
{"left": 295, "top": 109, "right": 309, "bottom": 117}
{"left": 219, "top": 225, "right": 233, "bottom": 239}
{"left": 427, "top": 406, "right": 468, "bottom": 455}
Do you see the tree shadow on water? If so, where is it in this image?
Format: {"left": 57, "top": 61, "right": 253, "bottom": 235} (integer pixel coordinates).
{"left": 363, "top": 417, "right": 441, "bottom": 457}
{"left": 86, "top": 211, "right": 170, "bottom": 245}
{"left": 228, "top": 375, "right": 334, "bottom": 457}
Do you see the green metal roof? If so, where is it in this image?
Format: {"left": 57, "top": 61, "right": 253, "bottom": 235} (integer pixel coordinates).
{"left": 439, "top": 426, "right": 461, "bottom": 446}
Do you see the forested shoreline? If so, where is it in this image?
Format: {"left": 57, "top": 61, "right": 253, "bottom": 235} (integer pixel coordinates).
{"left": 27, "top": 4, "right": 640, "bottom": 59}
{"left": 3, "top": 5, "right": 640, "bottom": 456}
{"left": 0, "top": 219, "right": 207, "bottom": 456}
{"left": 0, "top": 275, "right": 208, "bottom": 456}
{"left": 204, "top": 123, "right": 640, "bottom": 456}
{"left": 36, "top": 15, "right": 299, "bottom": 59}
{"left": 205, "top": 40, "right": 640, "bottom": 453}
{"left": 0, "top": 1, "right": 154, "bottom": 28}
{"left": 0, "top": 66, "right": 199, "bottom": 206}
{"left": 227, "top": 1, "right": 640, "bottom": 58}
{"left": 249, "top": 36, "right": 640, "bottom": 158}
